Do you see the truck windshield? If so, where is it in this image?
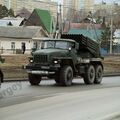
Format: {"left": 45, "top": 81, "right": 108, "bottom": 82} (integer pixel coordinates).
{"left": 40, "top": 41, "right": 71, "bottom": 50}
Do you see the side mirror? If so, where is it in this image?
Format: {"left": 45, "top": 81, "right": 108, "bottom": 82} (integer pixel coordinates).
{"left": 31, "top": 48, "right": 37, "bottom": 55}
{"left": 32, "top": 47, "right": 37, "bottom": 52}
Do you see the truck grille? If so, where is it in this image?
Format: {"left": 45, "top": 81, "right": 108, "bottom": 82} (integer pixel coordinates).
{"left": 34, "top": 55, "right": 48, "bottom": 63}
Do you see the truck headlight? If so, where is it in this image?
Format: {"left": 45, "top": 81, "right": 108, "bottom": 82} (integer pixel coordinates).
{"left": 54, "top": 60, "right": 58, "bottom": 64}
{"left": 30, "top": 59, "right": 33, "bottom": 63}
{"left": 53, "top": 59, "right": 61, "bottom": 64}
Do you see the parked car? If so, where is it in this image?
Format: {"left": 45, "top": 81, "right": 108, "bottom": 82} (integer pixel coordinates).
{"left": 0, "top": 69, "right": 3, "bottom": 86}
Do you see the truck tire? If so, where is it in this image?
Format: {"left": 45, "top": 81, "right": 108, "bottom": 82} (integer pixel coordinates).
{"left": 55, "top": 72, "right": 60, "bottom": 84}
{"left": 47, "top": 75, "right": 54, "bottom": 79}
{"left": 60, "top": 66, "right": 73, "bottom": 86}
{"left": 28, "top": 74, "right": 41, "bottom": 85}
{"left": 83, "top": 65, "right": 95, "bottom": 84}
{"left": 94, "top": 65, "right": 103, "bottom": 84}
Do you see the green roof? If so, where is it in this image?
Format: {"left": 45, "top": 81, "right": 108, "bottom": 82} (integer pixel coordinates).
{"left": 35, "top": 9, "right": 53, "bottom": 33}
{"left": 68, "top": 29, "right": 103, "bottom": 41}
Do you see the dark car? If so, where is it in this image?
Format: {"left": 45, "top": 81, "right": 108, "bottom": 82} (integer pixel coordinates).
{"left": 0, "top": 55, "right": 4, "bottom": 86}
{"left": 0, "top": 69, "right": 3, "bottom": 86}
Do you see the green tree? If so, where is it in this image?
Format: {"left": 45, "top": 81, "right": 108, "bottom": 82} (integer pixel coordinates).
{"left": 101, "top": 26, "right": 111, "bottom": 52}
{"left": 0, "top": 5, "right": 8, "bottom": 18}
{"left": 8, "top": 8, "right": 14, "bottom": 17}
{"left": 0, "top": 5, "right": 3, "bottom": 18}
{"left": 96, "top": 16, "right": 103, "bottom": 24}
{"left": 0, "top": 5, "right": 15, "bottom": 18}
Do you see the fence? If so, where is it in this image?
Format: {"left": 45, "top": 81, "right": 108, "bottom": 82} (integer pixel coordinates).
{"left": 0, "top": 49, "right": 31, "bottom": 54}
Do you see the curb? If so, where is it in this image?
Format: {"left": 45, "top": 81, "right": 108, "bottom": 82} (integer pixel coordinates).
{"left": 3, "top": 73, "right": 120, "bottom": 82}
{"left": 103, "top": 73, "right": 120, "bottom": 77}
{"left": 4, "top": 78, "right": 28, "bottom": 82}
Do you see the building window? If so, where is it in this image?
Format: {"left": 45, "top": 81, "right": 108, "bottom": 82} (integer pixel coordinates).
{"left": 11, "top": 42, "right": 15, "bottom": 50}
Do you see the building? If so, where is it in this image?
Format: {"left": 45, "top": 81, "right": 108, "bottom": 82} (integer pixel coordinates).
{"left": 62, "top": 0, "right": 73, "bottom": 20}
{"left": 94, "top": 3, "right": 119, "bottom": 16}
{"left": 0, "top": 0, "right": 58, "bottom": 19}
{"left": 0, "top": 26, "right": 48, "bottom": 54}
{"left": 25, "top": 9, "right": 55, "bottom": 36}
{"left": 63, "top": 22, "right": 102, "bottom": 33}
{"left": 0, "top": 0, "right": 16, "bottom": 10}
{"left": 74, "top": 0, "right": 94, "bottom": 12}
{"left": 0, "top": 17, "right": 24, "bottom": 27}
{"left": 16, "top": 7, "right": 31, "bottom": 20}
{"left": 0, "top": 0, "right": 10, "bottom": 9}
{"left": 93, "top": 3, "right": 120, "bottom": 27}
{"left": 63, "top": 0, "right": 94, "bottom": 21}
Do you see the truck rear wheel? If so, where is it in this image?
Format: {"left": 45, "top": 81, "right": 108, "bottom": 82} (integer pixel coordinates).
{"left": 28, "top": 74, "right": 41, "bottom": 85}
{"left": 60, "top": 66, "right": 73, "bottom": 86}
{"left": 83, "top": 65, "right": 95, "bottom": 84}
{"left": 94, "top": 65, "right": 103, "bottom": 84}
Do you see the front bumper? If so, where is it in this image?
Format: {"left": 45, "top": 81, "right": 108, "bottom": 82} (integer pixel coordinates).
{"left": 27, "top": 70, "right": 55, "bottom": 75}
{"left": 25, "top": 63, "right": 60, "bottom": 75}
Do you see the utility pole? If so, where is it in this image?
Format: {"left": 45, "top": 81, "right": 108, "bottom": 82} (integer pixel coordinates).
{"left": 109, "top": 3, "right": 118, "bottom": 54}
{"left": 110, "top": 13, "right": 113, "bottom": 54}
{"left": 110, "top": 4, "right": 116, "bottom": 54}
{"left": 55, "top": 4, "right": 62, "bottom": 38}
{"left": 110, "top": 4, "right": 113, "bottom": 54}
{"left": 59, "top": 4, "right": 62, "bottom": 35}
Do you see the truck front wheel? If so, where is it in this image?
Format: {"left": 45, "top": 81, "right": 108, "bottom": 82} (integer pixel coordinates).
{"left": 83, "top": 65, "right": 95, "bottom": 84}
{"left": 28, "top": 74, "right": 41, "bottom": 85}
{"left": 55, "top": 71, "right": 60, "bottom": 84}
{"left": 60, "top": 66, "right": 73, "bottom": 86}
{"left": 94, "top": 65, "right": 103, "bottom": 84}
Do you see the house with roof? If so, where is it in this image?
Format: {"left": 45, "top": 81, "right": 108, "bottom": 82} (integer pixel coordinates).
{"left": 25, "top": 9, "right": 55, "bottom": 36}
{"left": 0, "top": 26, "right": 48, "bottom": 54}
{"left": 0, "top": 17, "right": 25, "bottom": 27}
{"left": 16, "top": 7, "right": 31, "bottom": 20}
{"left": 63, "top": 22, "right": 102, "bottom": 33}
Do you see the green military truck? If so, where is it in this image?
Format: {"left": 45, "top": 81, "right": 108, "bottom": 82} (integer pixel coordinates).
{"left": 0, "top": 55, "right": 4, "bottom": 86}
{"left": 25, "top": 34, "right": 103, "bottom": 86}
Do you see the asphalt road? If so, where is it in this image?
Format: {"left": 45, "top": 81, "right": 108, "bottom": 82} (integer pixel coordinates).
{"left": 0, "top": 76, "right": 120, "bottom": 120}
{"left": 0, "top": 76, "right": 120, "bottom": 108}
